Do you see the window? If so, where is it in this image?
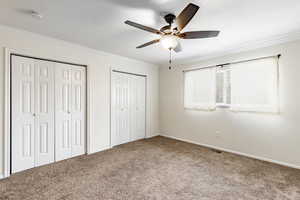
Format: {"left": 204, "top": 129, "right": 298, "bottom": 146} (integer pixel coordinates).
{"left": 184, "top": 56, "right": 279, "bottom": 113}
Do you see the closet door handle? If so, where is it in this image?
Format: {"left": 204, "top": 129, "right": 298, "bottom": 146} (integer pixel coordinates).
{"left": 33, "top": 113, "right": 36, "bottom": 117}
{"left": 68, "top": 111, "right": 71, "bottom": 114}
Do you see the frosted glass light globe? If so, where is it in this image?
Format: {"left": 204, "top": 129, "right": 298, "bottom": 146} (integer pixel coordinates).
{"left": 160, "top": 35, "right": 178, "bottom": 49}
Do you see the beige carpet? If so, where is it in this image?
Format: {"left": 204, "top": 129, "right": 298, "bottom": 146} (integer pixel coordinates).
{"left": 0, "top": 136, "right": 300, "bottom": 200}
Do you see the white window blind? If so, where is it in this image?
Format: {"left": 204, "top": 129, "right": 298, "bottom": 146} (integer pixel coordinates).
{"left": 230, "top": 57, "right": 279, "bottom": 113}
{"left": 216, "top": 68, "right": 231, "bottom": 106}
{"left": 184, "top": 68, "right": 216, "bottom": 110}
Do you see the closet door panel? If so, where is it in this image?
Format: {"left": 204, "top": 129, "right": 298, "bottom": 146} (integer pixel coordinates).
{"left": 111, "top": 72, "right": 130, "bottom": 146}
{"left": 111, "top": 73, "right": 118, "bottom": 146}
{"left": 35, "top": 60, "right": 55, "bottom": 167}
{"left": 11, "top": 56, "right": 36, "bottom": 173}
{"left": 121, "top": 75, "right": 131, "bottom": 145}
{"left": 130, "top": 76, "right": 138, "bottom": 141}
{"left": 136, "top": 76, "right": 146, "bottom": 139}
{"left": 55, "top": 64, "right": 72, "bottom": 161}
{"left": 71, "top": 67, "right": 86, "bottom": 157}
{"left": 130, "top": 76, "right": 146, "bottom": 141}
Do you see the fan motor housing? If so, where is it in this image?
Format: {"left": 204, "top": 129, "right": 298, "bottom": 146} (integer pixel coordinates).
{"left": 164, "top": 14, "right": 176, "bottom": 25}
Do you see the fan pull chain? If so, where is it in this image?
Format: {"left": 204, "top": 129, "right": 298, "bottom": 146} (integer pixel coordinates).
{"left": 169, "top": 49, "right": 172, "bottom": 70}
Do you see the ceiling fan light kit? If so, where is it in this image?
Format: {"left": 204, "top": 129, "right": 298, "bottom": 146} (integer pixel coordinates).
{"left": 124, "top": 3, "right": 220, "bottom": 67}
{"left": 160, "top": 35, "right": 179, "bottom": 50}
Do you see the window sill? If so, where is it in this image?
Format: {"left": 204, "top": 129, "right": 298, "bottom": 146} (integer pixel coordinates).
{"left": 216, "top": 104, "right": 230, "bottom": 109}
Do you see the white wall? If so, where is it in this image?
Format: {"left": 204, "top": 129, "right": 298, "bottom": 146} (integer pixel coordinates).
{"left": 0, "top": 25, "right": 160, "bottom": 176}
{"left": 160, "top": 40, "right": 300, "bottom": 167}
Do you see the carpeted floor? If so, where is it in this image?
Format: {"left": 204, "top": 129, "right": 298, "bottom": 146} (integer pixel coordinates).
{"left": 0, "top": 136, "right": 300, "bottom": 200}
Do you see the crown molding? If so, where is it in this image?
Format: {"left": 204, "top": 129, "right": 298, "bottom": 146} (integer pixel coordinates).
{"left": 174, "top": 30, "right": 300, "bottom": 66}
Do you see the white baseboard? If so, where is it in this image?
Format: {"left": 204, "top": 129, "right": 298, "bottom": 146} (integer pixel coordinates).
{"left": 146, "top": 133, "right": 160, "bottom": 139}
{"left": 0, "top": 173, "right": 4, "bottom": 180}
{"left": 161, "top": 134, "right": 300, "bottom": 170}
{"left": 88, "top": 146, "right": 111, "bottom": 155}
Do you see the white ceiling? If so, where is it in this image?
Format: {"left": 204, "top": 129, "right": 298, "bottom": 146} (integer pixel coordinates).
{"left": 1, "top": 0, "right": 300, "bottom": 65}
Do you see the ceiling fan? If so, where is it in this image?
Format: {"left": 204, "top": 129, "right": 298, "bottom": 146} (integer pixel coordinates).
{"left": 124, "top": 3, "right": 220, "bottom": 52}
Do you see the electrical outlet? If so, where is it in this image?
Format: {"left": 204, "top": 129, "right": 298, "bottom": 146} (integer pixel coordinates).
{"left": 215, "top": 131, "right": 221, "bottom": 139}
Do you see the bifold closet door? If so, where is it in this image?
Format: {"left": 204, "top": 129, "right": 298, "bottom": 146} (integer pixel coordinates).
{"left": 11, "top": 56, "right": 55, "bottom": 173}
{"left": 111, "top": 72, "right": 131, "bottom": 146}
{"left": 130, "top": 76, "right": 146, "bottom": 141}
{"left": 111, "top": 72, "right": 146, "bottom": 147}
{"left": 34, "top": 60, "right": 55, "bottom": 166}
{"left": 55, "top": 63, "right": 86, "bottom": 161}
{"left": 70, "top": 66, "right": 86, "bottom": 157}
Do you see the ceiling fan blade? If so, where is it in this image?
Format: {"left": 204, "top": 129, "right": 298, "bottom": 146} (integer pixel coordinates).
{"left": 176, "top": 3, "right": 199, "bottom": 32}
{"left": 136, "top": 39, "right": 160, "bottom": 48}
{"left": 179, "top": 31, "right": 220, "bottom": 39}
{"left": 173, "top": 42, "right": 182, "bottom": 53}
{"left": 125, "top": 20, "right": 162, "bottom": 35}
